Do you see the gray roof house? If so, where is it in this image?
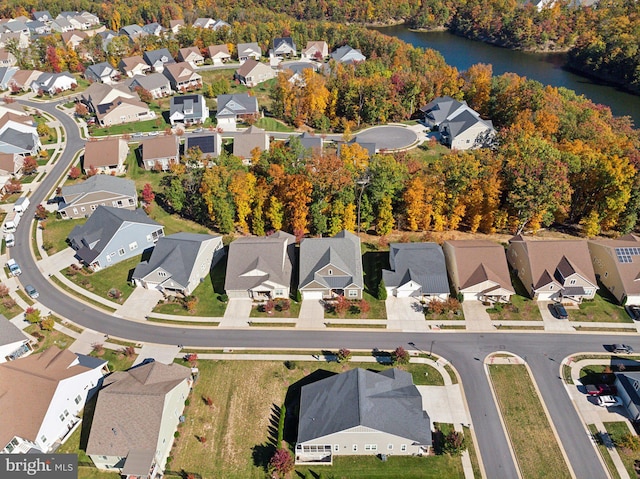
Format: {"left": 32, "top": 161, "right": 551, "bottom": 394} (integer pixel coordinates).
{"left": 26, "top": 20, "right": 50, "bottom": 35}
{"left": 0, "top": 314, "right": 32, "bottom": 363}
{"left": 33, "top": 11, "right": 54, "bottom": 23}
{"left": 185, "top": 132, "right": 222, "bottom": 162}
{"left": 292, "top": 132, "right": 323, "bottom": 158}
{"left": 299, "top": 230, "right": 363, "bottom": 300}
{"left": 86, "top": 361, "right": 192, "bottom": 478}
{"left": 419, "top": 96, "right": 467, "bottom": 127}
{"left": 124, "top": 73, "right": 172, "bottom": 99}
{"left": 84, "top": 62, "right": 119, "bottom": 84}
{"left": 0, "top": 66, "right": 17, "bottom": 90}
{"left": 237, "top": 42, "right": 261, "bottom": 63}
{"left": 132, "top": 233, "right": 224, "bottom": 296}
{"left": 169, "top": 94, "right": 209, "bottom": 125}
{"left": 224, "top": 231, "right": 296, "bottom": 300}
{"left": 142, "top": 23, "right": 163, "bottom": 36}
{"left": 216, "top": 93, "right": 259, "bottom": 131}
{"left": 382, "top": 243, "right": 450, "bottom": 300}
{"left": 143, "top": 48, "right": 175, "bottom": 73}
{"left": 271, "top": 37, "right": 296, "bottom": 57}
{"left": 331, "top": 45, "right": 366, "bottom": 64}
{"left": 296, "top": 368, "right": 432, "bottom": 464}
{"left": 68, "top": 206, "right": 164, "bottom": 270}
{"left": 119, "top": 25, "right": 145, "bottom": 42}
{"left": 232, "top": 125, "right": 269, "bottom": 163}
{"left": 615, "top": 372, "right": 640, "bottom": 421}
{"left": 58, "top": 175, "right": 137, "bottom": 220}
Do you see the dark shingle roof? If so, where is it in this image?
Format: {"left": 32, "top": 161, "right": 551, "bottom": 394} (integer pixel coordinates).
{"left": 216, "top": 93, "right": 258, "bottom": 118}
{"left": 298, "top": 368, "right": 431, "bottom": 445}
{"left": 143, "top": 48, "right": 175, "bottom": 66}
{"left": 382, "top": 243, "right": 449, "bottom": 295}
{"left": 185, "top": 134, "right": 219, "bottom": 156}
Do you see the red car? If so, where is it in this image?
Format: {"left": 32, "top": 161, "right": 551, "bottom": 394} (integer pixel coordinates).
{"left": 586, "top": 384, "right": 616, "bottom": 396}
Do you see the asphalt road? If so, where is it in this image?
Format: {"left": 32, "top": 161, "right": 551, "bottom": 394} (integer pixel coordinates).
{"left": 10, "top": 100, "right": 619, "bottom": 479}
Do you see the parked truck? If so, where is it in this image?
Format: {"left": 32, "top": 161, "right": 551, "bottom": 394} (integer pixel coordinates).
{"left": 3, "top": 211, "right": 21, "bottom": 233}
{"left": 13, "top": 196, "right": 30, "bottom": 214}
{"left": 7, "top": 258, "right": 21, "bottom": 276}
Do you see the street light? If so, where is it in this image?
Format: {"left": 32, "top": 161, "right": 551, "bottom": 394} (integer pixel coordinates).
{"left": 356, "top": 174, "right": 371, "bottom": 234}
{"left": 429, "top": 340, "right": 435, "bottom": 357}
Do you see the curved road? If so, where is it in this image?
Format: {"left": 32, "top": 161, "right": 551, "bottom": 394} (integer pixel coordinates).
{"left": 12, "top": 99, "right": 622, "bottom": 479}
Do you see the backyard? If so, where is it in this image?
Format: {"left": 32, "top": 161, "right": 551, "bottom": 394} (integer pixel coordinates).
{"left": 42, "top": 217, "right": 85, "bottom": 254}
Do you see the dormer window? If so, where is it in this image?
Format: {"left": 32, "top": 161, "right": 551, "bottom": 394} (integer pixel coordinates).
{"left": 570, "top": 279, "right": 576, "bottom": 285}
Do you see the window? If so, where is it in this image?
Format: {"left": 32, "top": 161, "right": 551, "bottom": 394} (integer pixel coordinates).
{"left": 90, "top": 205, "right": 97, "bottom": 211}
{"left": 328, "top": 269, "right": 333, "bottom": 275}
{"left": 158, "top": 272, "right": 167, "bottom": 277}
{"left": 40, "top": 435, "right": 47, "bottom": 443}
{"left": 570, "top": 279, "right": 576, "bottom": 285}
{"left": 80, "top": 206, "right": 86, "bottom": 212}
{"left": 401, "top": 444, "right": 407, "bottom": 452}
{"left": 128, "top": 199, "right": 134, "bottom": 205}
{"left": 387, "top": 444, "right": 393, "bottom": 450}
{"left": 604, "top": 272, "right": 608, "bottom": 278}
{"left": 364, "top": 444, "right": 377, "bottom": 451}
{"left": 112, "top": 201, "right": 118, "bottom": 207}
{"left": 74, "top": 395, "right": 82, "bottom": 404}
{"left": 64, "top": 410, "right": 69, "bottom": 417}
{"left": 106, "top": 255, "right": 112, "bottom": 263}
{"left": 352, "top": 444, "right": 358, "bottom": 452}
{"left": 348, "top": 290, "right": 358, "bottom": 298}
{"left": 60, "top": 414, "right": 65, "bottom": 421}
{"left": 334, "top": 445, "right": 339, "bottom": 452}
{"left": 275, "top": 289, "right": 283, "bottom": 296}
{"left": 118, "top": 248, "right": 125, "bottom": 256}
{"left": 129, "top": 242, "right": 138, "bottom": 251}
{"left": 549, "top": 285, "right": 553, "bottom": 290}
{"left": 73, "top": 208, "right": 78, "bottom": 215}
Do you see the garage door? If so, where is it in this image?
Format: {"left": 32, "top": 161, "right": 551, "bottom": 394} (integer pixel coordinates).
{"left": 303, "top": 291, "right": 323, "bottom": 300}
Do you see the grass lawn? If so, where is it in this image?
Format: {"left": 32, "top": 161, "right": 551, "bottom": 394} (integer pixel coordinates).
{"left": 43, "top": 217, "right": 85, "bottom": 254}
{"left": 604, "top": 421, "right": 638, "bottom": 478}
{"left": 405, "top": 141, "right": 450, "bottom": 164}
{"left": 62, "top": 256, "right": 139, "bottom": 303}
{"left": 0, "top": 296, "right": 24, "bottom": 319}
{"left": 569, "top": 293, "right": 631, "bottom": 323}
{"left": 324, "top": 291, "right": 387, "bottom": 319}
{"left": 89, "top": 117, "right": 169, "bottom": 137}
{"left": 154, "top": 258, "right": 228, "bottom": 316}
{"left": 169, "top": 359, "right": 452, "bottom": 479}
{"left": 89, "top": 348, "right": 137, "bottom": 372}
{"left": 25, "top": 324, "right": 75, "bottom": 352}
{"left": 147, "top": 204, "right": 210, "bottom": 236}
{"left": 250, "top": 300, "right": 301, "bottom": 318}
{"left": 254, "top": 117, "right": 295, "bottom": 132}
{"left": 488, "top": 364, "right": 571, "bottom": 479}
{"left": 487, "top": 295, "right": 542, "bottom": 321}
{"left": 588, "top": 424, "right": 621, "bottom": 479}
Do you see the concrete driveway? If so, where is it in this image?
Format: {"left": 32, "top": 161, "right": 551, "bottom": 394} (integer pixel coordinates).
{"left": 133, "top": 343, "right": 181, "bottom": 366}
{"left": 219, "top": 298, "right": 252, "bottom": 328}
{"left": 114, "top": 287, "right": 163, "bottom": 321}
{"left": 538, "top": 301, "right": 575, "bottom": 332}
{"left": 296, "top": 300, "right": 326, "bottom": 329}
{"left": 386, "top": 296, "right": 429, "bottom": 332}
{"left": 418, "top": 384, "right": 471, "bottom": 429}
{"left": 355, "top": 125, "right": 418, "bottom": 151}
{"left": 462, "top": 300, "right": 494, "bottom": 331}
{"left": 37, "top": 248, "right": 77, "bottom": 274}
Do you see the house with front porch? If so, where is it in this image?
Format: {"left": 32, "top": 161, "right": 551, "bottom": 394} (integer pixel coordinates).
{"left": 207, "top": 44, "right": 231, "bottom": 65}
{"left": 299, "top": 230, "right": 363, "bottom": 300}
{"left": 507, "top": 235, "right": 597, "bottom": 303}
{"left": 68, "top": 206, "right": 164, "bottom": 270}
{"left": 215, "top": 93, "right": 259, "bottom": 130}
{"left": 443, "top": 240, "right": 514, "bottom": 303}
{"left": 143, "top": 48, "right": 175, "bottom": 73}
{"left": 58, "top": 175, "right": 137, "bottom": 219}
{"left": 125, "top": 73, "right": 172, "bottom": 99}
{"left": 86, "top": 361, "right": 193, "bottom": 478}
{"left": 132, "top": 233, "right": 224, "bottom": 296}
{"left": 236, "top": 42, "right": 261, "bottom": 63}
{"left": 296, "top": 368, "right": 431, "bottom": 464}
{"left": 588, "top": 234, "right": 640, "bottom": 305}
{"left": 224, "top": 231, "right": 295, "bottom": 300}
{"left": 235, "top": 59, "right": 275, "bottom": 87}
{"left": 84, "top": 62, "right": 119, "bottom": 84}
{"left": 119, "top": 55, "right": 152, "bottom": 77}
{"left": 163, "top": 62, "right": 202, "bottom": 91}
{"left": 178, "top": 47, "right": 205, "bottom": 68}
{"left": 0, "top": 347, "right": 107, "bottom": 454}
{"left": 301, "top": 41, "right": 328, "bottom": 60}
{"left": 169, "top": 94, "right": 208, "bottom": 125}
{"left": 270, "top": 37, "right": 296, "bottom": 57}
{"left": 82, "top": 137, "right": 129, "bottom": 175}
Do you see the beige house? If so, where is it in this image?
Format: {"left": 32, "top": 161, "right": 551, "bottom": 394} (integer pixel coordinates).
{"left": 207, "top": 44, "right": 231, "bottom": 65}
{"left": 82, "top": 83, "right": 155, "bottom": 127}
{"left": 86, "top": 361, "right": 193, "bottom": 478}
{"left": 119, "top": 55, "right": 152, "bottom": 77}
{"left": 588, "top": 234, "right": 640, "bottom": 305}
{"left": 178, "top": 47, "right": 205, "bottom": 67}
{"left": 507, "top": 235, "right": 597, "bottom": 303}
{"left": 235, "top": 59, "right": 275, "bottom": 87}
{"left": 140, "top": 135, "right": 179, "bottom": 170}
{"left": 83, "top": 137, "right": 128, "bottom": 174}
{"left": 232, "top": 125, "right": 269, "bottom": 163}
{"left": 296, "top": 368, "right": 431, "bottom": 464}
{"left": 8, "top": 69, "right": 42, "bottom": 91}
{"left": 58, "top": 175, "right": 137, "bottom": 219}
{"left": 301, "top": 41, "right": 328, "bottom": 60}
{"left": 0, "top": 153, "right": 24, "bottom": 175}
{"left": 443, "top": 240, "right": 514, "bottom": 303}
{"left": 163, "top": 62, "right": 202, "bottom": 91}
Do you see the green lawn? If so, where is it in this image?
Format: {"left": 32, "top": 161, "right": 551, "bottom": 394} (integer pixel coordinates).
{"left": 62, "top": 256, "right": 139, "bottom": 304}
{"left": 0, "top": 295, "right": 24, "bottom": 319}
{"left": 89, "top": 117, "right": 169, "bottom": 137}
{"left": 43, "top": 217, "right": 85, "bottom": 254}
{"left": 324, "top": 291, "right": 387, "bottom": 319}
{"left": 588, "top": 424, "right": 621, "bottom": 479}
{"left": 89, "top": 348, "right": 137, "bottom": 372}
{"left": 254, "top": 117, "right": 295, "bottom": 132}
{"left": 604, "top": 421, "right": 638, "bottom": 478}
{"left": 488, "top": 364, "right": 571, "bottom": 479}
{"left": 569, "top": 293, "right": 631, "bottom": 323}
{"left": 147, "top": 203, "right": 211, "bottom": 236}
{"left": 25, "top": 324, "right": 75, "bottom": 352}
{"left": 405, "top": 140, "right": 451, "bottom": 164}
{"left": 153, "top": 258, "right": 228, "bottom": 317}
{"left": 488, "top": 272, "right": 542, "bottom": 321}
{"left": 250, "top": 300, "right": 301, "bottom": 318}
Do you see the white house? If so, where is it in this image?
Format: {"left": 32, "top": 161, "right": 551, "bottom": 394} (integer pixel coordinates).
{"left": 0, "top": 347, "right": 108, "bottom": 454}
{"left": 0, "top": 315, "right": 32, "bottom": 362}
{"left": 31, "top": 72, "right": 76, "bottom": 95}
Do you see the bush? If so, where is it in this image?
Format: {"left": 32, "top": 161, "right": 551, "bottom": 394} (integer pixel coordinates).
{"left": 92, "top": 343, "right": 104, "bottom": 354}
{"left": 377, "top": 280, "right": 387, "bottom": 300}
{"left": 2, "top": 297, "right": 16, "bottom": 309}
{"left": 25, "top": 307, "right": 41, "bottom": 324}
{"left": 443, "top": 430, "right": 467, "bottom": 456}
{"left": 120, "top": 346, "right": 136, "bottom": 357}
{"left": 268, "top": 448, "right": 294, "bottom": 478}
{"left": 40, "top": 316, "right": 55, "bottom": 331}
{"left": 392, "top": 346, "right": 410, "bottom": 365}
{"left": 612, "top": 430, "right": 640, "bottom": 452}
{"left": 219, "top": 294, "right": 228, "bottom": 303}
{"left": 295, "top": 290, "right": 302, "bottom": 302}
{"left": 0, "top": 284, "right": 11, "bottom": 298}
{"left": 284, "top": 360, "right": 296, "bottom": 370}
{"left": 336, "top": 348, "right": 352, "bottom": 363}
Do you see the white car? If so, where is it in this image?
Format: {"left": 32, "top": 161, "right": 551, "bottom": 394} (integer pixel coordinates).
{"left": 596, "top": 395, "right": 623, "bottom": 407}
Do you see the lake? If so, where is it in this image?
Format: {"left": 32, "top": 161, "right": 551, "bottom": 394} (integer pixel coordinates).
{"left": 374, "top": 26, "right": 640, "bottom": 126}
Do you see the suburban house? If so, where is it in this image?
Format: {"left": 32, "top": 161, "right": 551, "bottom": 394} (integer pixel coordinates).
{"left": 382, "top": 243, "right": 450, "bottom": 301}
{"left": 143, "top": 48, "right": 176, "bottom": 73}
{"left": 419, "top": 96, "right": 495, "bottom": 150}
{"left": 443, "top": 240, "right": 515, "bottom": 303}
{"left": 83, "top": 137, "right": 129, "bottom": 174}
{"left": 237, "top": 42, "right": 261, "bottom": 63}
{"left": 184, "top": 132, "right": 222, "bottom": 162}
{"left": 299, "top": 230, "right": 364, "bottom": 300}
{"left": 163, "top": 62, "right": 202, "bottom": 91}
{"left": 0, "top": 66, "right": 17, "bottom": 90}
{"left": 84, "top": 62, "right": 120, "bottom": 84}
{"left": 588, "top": 234, "right": 640, "bottom": 305}
{"left": 0, "top": 314, "right": 32, "bottom": 362}
{"left": 178, "top": 46, "right": 205, "bottom": 67}
{"left": 232, "top": 125, "right": 270, "bottom": 163}
{"left": 207, "top": 44, "right": 231, "bottom": 65}
{"left": 169, "top": 94, "right": 209, "bottom": 125}
{"left": 119, "top": 55, "right": 152, "bottom": 77}
{"left": 31, "top": 71, "right": 76, "bottom": 95}
{"left": 294, "top": 132, "right": 323, "bottom": 158}
{"left": 614, "top": 372, "right": 640, "bottom": 421}
{"left": 271, "top": 37, "right": 296, "bottom": 57}
{"left": 1, "top": 20, "right": 30, "bottom": 36}
{"left": 97, "top": 30, "right": 117, "bottom": 51}
{"left": 125, "top": 73, "right": 172, "bottom": 99}
{"left": 81, "top": 82, "right": 154, "bottom": 127}
{"left": 139, "top": 135, "right": 180, "bottom": 170}
{"left": 0, "top": 347, "right": 107, "bottom": 454}
{"left": 142, "top": 23, "right": 164, "bottom": 36}
{"left": 33, "top": 11, "right": 54, "bottom": 23}
{"left": 119, "top": 24, "right": 145, "bottom": 42}
{"left": 0, "top": 112, "right": 40, "bottom": 156}
{"left": 57, "top": 11, "right": 100, "bottom": 29}
{"left": 224, "top": 231, "right": 296, "bottom": 300}
{"left": 169, "top": 20, "right": 184, "bottom": 34}
{"left": 132, "top": 233, "right": 224, "bottom": 296}
{"left": 215, "top": 93, "right": 259, "bottom": 130}
{"left": 8, "top": 69, "right": 42, "bottom": 91}
{"left": 26, "top": 20, "right": 50, "bottom": 35}
{"left": 331, "top": 45, "right": 366, "bottom": 64}
{"left": 193, "top": 18, "right": 228, "bottom": 30}
{"left": 296, "top": 368, "right": 432, "bottom": 464}
{"left": 0, "top": 151, "right": 24, "bottom": 175}
{"left": 301, "top": 41, "right": 329, "bottom": 60}
{"left": 86, "top": 361, "right": 193, "bottom": 478}
{"left": 235, "top": 59, "right": 276, "bottom": 87}
{"left": 338, "top": 137, "right": 377, "bottom": 157}
{"left": 507, "top": 235, "right": 597, "bottom": 303}
{"left": 58, "top": 175, "right": 137, "bottom": 220}
{"left": 0, "top": 48, "right": 17, "bottom": 67}
{"left": 61, "top": 30, "right": 88, "bottom": 49}
{"left": 68, "top": 206, "right": 164, "bottom": 270}
{"left": 51, "top": 17, "right": 74, "bottom": 33}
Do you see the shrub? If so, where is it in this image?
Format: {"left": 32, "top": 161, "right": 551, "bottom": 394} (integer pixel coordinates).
{"left": 2, "top": 297, "right": 16, "bottom": 309}
{"left": 40, "top": 316, "right": 55, "bottom": 331}
{"left": 263, "top": 299, "right": 275, "bottom": 313}
{"left": 377, "top": 280, "right": 387, "bottom": 300}
{"left": 295, "top": 290, "right": 302, "bottom": 302}
{"left": 174, "top": 431, "right": 180, "bottom": 438}
{"left": 612, "top": 430, "right": 640, "bottom": 452}
{"left": 25, "top": 307, "right": 41, "bottom": 324}
{"left": 219, "top": 294, "right": 228, "bottom": 303}
{"left": 108, "top": 288, "right": 122, "bottom": 300}
{"left": 121, "top": 346, "right": 136, "bottom": 357}
{"left": 203, "top": 396, "right": 213, "bottom": 406}
{"left": 0, "top": 283, "right": 10, "bottom": 297}
{"left": 336, "top": 348, "right": 352, "bottom": 363}
{"left": 358, "top": 299, "right": 370, "bottom": 315}
{"left": 392, "top": 346, "right": 410, "bottom": 365}
{"left": 334, "top": 295, "right": 350, "bottom": 316}
{"left": 284, "top": 360, "right": 296, "bottom": 370}
{"left": 268, "top": 448, "right": 294, "bottom": 478}
{"left": 443, "top": 430, "right": 467, "bottom": 456}
{"left": 185, "top": 353, "right": 198, "bottom": 366}
{"left": 92, "top": 343, "right": 104, "bottom": 354}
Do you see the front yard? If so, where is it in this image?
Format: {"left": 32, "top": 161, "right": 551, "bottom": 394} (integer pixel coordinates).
{"left": 324, "top": 291, "right": 387, "bottom": 319}
{"left": 24, "top": 323, "right": 75, "bottom": 352}
{"left": 42, "top": 217, "right": 86, "bottom": 254}
{"left": 250, "top": 298, "right": 301, "bottom": 318}
{"left": 62, "top": 256, "right": 139, "bottom": 303}
{"left": 604, "top": 421, "right": 640, "bottom": 478}
{"left": 569, "top": 293, "right": 632, "bottom": 323}
{"left": 487, "top": 295, "right": 542, "bottom": 321}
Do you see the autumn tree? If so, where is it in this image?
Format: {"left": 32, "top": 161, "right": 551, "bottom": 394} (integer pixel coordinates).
{"left": 75, "top": 102, "right": 89, "bottom": 117}
{"left": 200, "top": 167, "right": 235, "bottom": 234}
{"left": 22, "top": 156, "right": 38, "bottom": 175}
{"left": 229, "top": 170, "right": 257, "bottom": 233}
{"left": 268, "top": 448, "right": 294, "bottom": 479}
{"left": 68, "top": 166, "right": 81, "bottom": 180}
{"left": 141, "top": 183, "right": 155, "bottom": 205}
{"left": 376, "top": 195, "right": 394, "bottom": 236}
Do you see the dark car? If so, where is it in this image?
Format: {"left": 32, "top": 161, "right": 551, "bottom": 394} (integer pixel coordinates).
{"left": 551, "top": 303, "right": 568, "bottom": 319}
{"left": 613, "top": 344, "right": 634, "bottom": 354}
{"left": 627, "top": 305, "right": 640, "bottom": 321}
{"left": 25, "top": 284, "right": 39, "bottom": 299}
{"left": 586, "top": 384, "right": 616, "bottom": 396}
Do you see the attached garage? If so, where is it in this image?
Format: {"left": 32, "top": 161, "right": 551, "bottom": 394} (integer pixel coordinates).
{"left": 302, "top": 291, "right": 324, "bottom": 300}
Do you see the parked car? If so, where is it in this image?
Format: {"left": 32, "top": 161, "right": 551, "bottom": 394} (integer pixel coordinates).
{"left": 7, "top": 258, "right": 21, "bottom": 276}
{"left": 147, "top": 131, "right": 159, "bottom": 136}
{"left": 586, "top": 384, "right": 617, "bottom": 396}
{"left": 4, "top": 233, "right": 14, "bottom": 247}
{"left": 551, "top": 302, "right": 568, "bottom": 319}
{"left": 25, "top": 284, "right": 39, "bottom": 299}
{"left": 596, "top": 395, "right": 623, "bottom": 407}
{"left": 627, "top": 305, "right": 640, "bottom": 321}
{"left": 612, "top": 344, "right": 634, "bottom": 354}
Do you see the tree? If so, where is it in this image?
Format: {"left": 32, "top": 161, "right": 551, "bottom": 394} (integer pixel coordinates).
{"left": 4, "top": 178, "right": 21, "bottom": 194}
{"left": 134, "top": 86, "right": 153, "bottom": 104}
{"left": 68, "top": 166, "right": 81, "bottom": 179}
{"left": 336, "top": 348, "right": 352, "bottom": 362}
{"left": 229, "top": 171, "right": 257, "bottom": 233}
{"left": 443, "top": 430, "right": 467, "bottom": 456}
{"left": 22, "top": 156, "right": 38, "bottom": 175}
{"left": 376, "top": 195, "right": 394, "bottom": 236}
{"left": 25, "top": 307, "right": 41, "bottom": 324}
{"left": 75, "top": 102, "right": 89, "bottom": 117}
{"left": 141, "top": 183, "right": 155, "bottom": 205}
{"left": 266, "top": 195, "right": 284, "bottom": 231}
{"left": 377, "top": 279, "right": 387, "bottom": 300}
{"left": 164, "top": 176, "right": 185, "bottom": 213}
{"left": 40, "top": 316, "right": 55, "bottom": 331}
{"left": 0, "top": 284, "right": 9, "bottom": 297}
{"left": 35, "top": 204, "right": 48, "bottom": 220}
{"left": 334, "top": 295, "right": 350, "bottom": 317}
{"left": 392, "top": 346, "right": 410, "bottom": 365}
{"left": 36, "top": 123, "right": 50, "bottom": 137}
{"left": 268, "top": 448, "right": 294, "bottom": 479}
